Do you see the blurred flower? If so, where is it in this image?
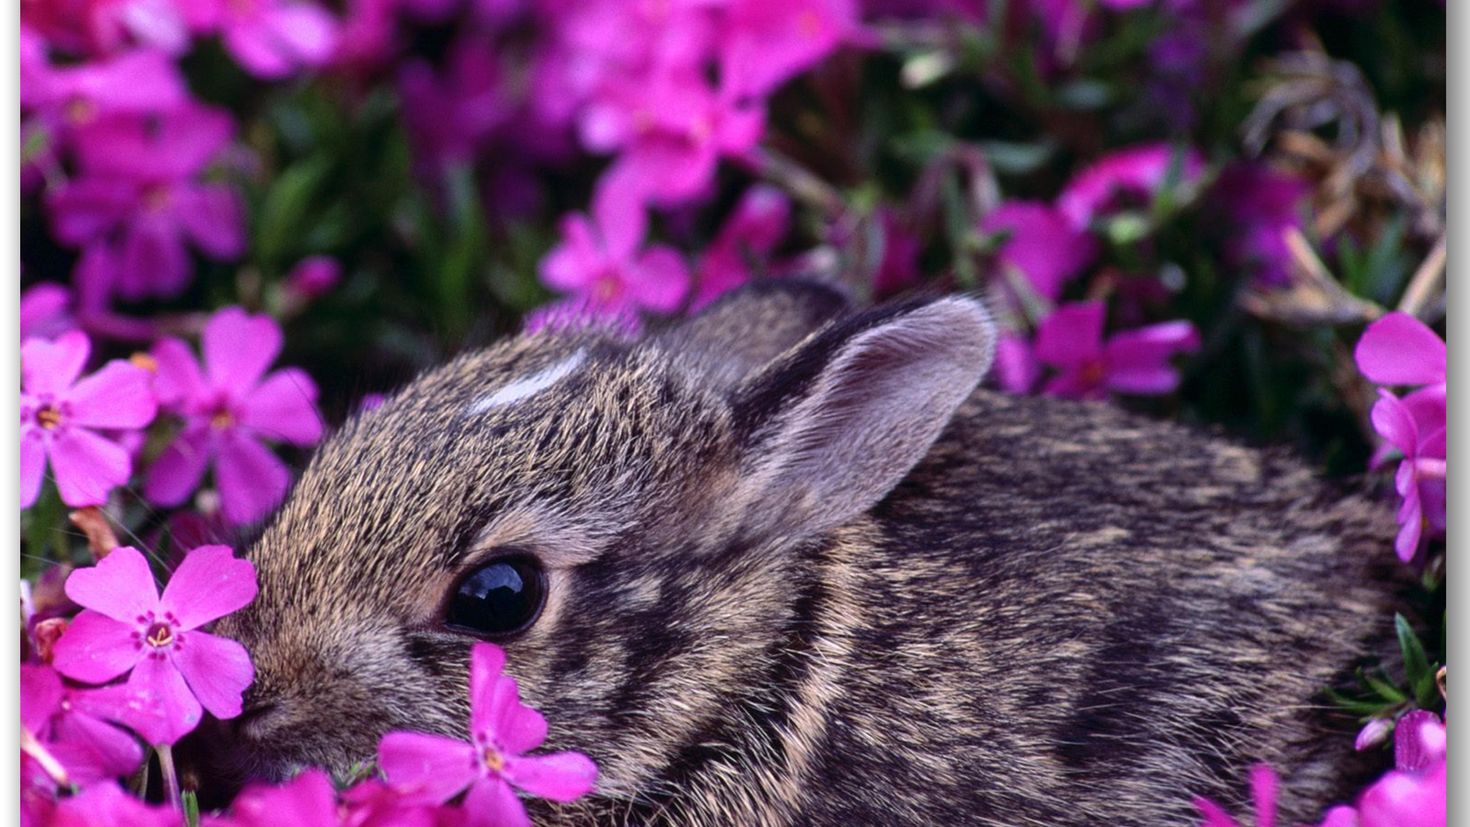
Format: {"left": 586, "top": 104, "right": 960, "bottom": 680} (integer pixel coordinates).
{"left": 1355, "top": 760, "right": 1446, "bottom": 827}
{"left": 22, "top": 45, "right": 188, "bottom": 129}
{"left": 21, "top": 331, "right": 158, "bottom": 508}
{"left": 1355, "top": 313, "right": 1446, "bottom": 561}
{"left": 1193, "top": 763, "right": 1279, "bottom": 827}
{"left": 982, "top": 200, "right": 1098, "bottom": 300}
{"left": 398, "top": 40, "right": 511, "bottom": 176}
{"left": 20, "top": 664, "right": 145, "bottom": 787}
{"left": 22, "top": 0, "right": 189, "bottom": 57}
{"left": 871, "top": 208, "right": 922, "bottom": 298}
{"left": 145, "top": 307, "right": 323, "bottom": 525}
{"left": 20, "top": 284, "right": 74, "bottom": 341}
{"left": 217, "top": 768, "right": 341, "bottom": 827}
{"left": 35, "top": 779, "right": 182, "bottom": 827}
{"left": 46, "top": 104, "right": 244, "bottom": 307}
{"left": 1034, "top": 302, "right": 1200, "bottom": 399}
{"left": 994, "top": 333, "right": 1041, "bottom": 395}
{"left": 342, "top": 777, "right": 453, "bottom": 827}
{"left": 181, "top": 0, "right": 340, "bottom": 79}
{"left": 379, "top": 642, "right": 597, "bottom": 826}
{"left": 1354, "top": 717, "right": 1393, "bottom": 752}
{"left": 540, "top": 188, "right": 689, "bottom": 320}
{"left": 1210, "top": 163, "right": 1309, "bottom": 285}
{"left": 692, "top": 184, "right": 792, "bottom": 309}
{"left": 50, "top": 545, "right": 257, "bottom": 745}
{"left": 1058, "top": 143, "right": 1205, "bottom": 230}
{"left": 285, "top": 255, "right": 343, "bottom": 301}
{"left": 719, "top": 0, "right": 860, "bottom": 101}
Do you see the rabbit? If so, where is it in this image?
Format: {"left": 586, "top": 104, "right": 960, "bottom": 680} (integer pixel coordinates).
{"left": 201, "top": 280, "right": 1402, "bottom": 825}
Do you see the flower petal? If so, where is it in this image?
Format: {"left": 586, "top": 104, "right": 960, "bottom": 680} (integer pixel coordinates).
{"left": 238, "top": 369, "right": 323, "bottom": 446}
{"left": 378, "top": 732, "right": 479, "bottom": 804}
{"left": 151, "top": 338, "right": 207, "bottom": 409}
{"left": 64, "top": 546, "right": 160, "bottom": 623}
{"left": 469, "top": 643, "right": 507, "bottom": 721}
{"left": 49, "top": 708, "right": 145, "bottom": 785}
{"left": 22, "top": 331, "right": 91, "bottom": 397}
{"left": 161, "top": 545, "right": 259, "bottom": 630}
{"left": 175, "top": 184, "right": 245, "bottom": 260}
{"left": 504, "top": 751, "right": 597, "bottom": 802}
{"left": 462, "top": 776, "right": 531, "bottom": 827}
{"left": 125, "top": 653, "right": 204, "bottom": 745}
{"left": 498, "top": 704, "right": 549, "bottom": 757}
{"left": 1354, "top": 312, "right": 1446, "bottom": 387}
{"left": 66, "top": 361, "right": 158, "bottom": 430}
{"left": 1370, "top": 391, "right": 1419, "bottom": 456}
{"left": 203, "top": 307, "right": 283, "bottom": 395}
{"left": 172, "top": 630, "right": 254, "bottom": 720}
{"left": 143, "top": 424, "right": 213, "bottom": 508}
{"left": 51, "top": 610, "right": 144, "bottom": 685}
{"left": 20, "top": 664, "right": 64, "bottom": 733}
{"left": 20, "top": 429, "right": 46, "bottom": 509}
{"left": 49, "top": 427, "right": 132, "bottom": 507}
{"left": 214, "top": 430, "right": 292, "bottom": 525}
{"left": 1035, "top": 302, "right": 1106, "bottom": 367}
{"left": 1248, "top": 764, "right": 1278, "bottom": 827}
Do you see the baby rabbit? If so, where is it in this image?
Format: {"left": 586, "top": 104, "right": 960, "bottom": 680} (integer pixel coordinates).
{"left": 209, "top": 281, "right": 1400, "bottom": 825}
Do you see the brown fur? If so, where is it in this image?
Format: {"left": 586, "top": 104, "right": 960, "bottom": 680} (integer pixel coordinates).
{"left": 201, "top": 281, "right": 1400, "bottom": 825}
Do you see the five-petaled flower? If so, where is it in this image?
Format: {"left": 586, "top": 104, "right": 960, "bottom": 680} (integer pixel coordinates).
{"left": 1034, "top": 302, "right": 1200, "bottom": 400}
{"left": 50, "top": 545, "right": 257, "bottom": 745}
{"left": 21, "top": 330, "right": 157, "bottom": 509}
{"left": 379, "top": 642, "right": 597, "bottom": 827}
{"left": 145, "top": 306, "right": 324, "bottom": 526}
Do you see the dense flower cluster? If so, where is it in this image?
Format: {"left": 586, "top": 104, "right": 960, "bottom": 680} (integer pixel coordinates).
{"left": 19, "top": 0, "right": 1445, "bottom": 823}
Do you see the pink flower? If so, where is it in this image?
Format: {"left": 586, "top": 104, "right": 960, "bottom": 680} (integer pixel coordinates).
{"left": 22, "top": 46, "right": 188, "bottom": 128}
{"left": 20, "top": 283, "right": 74, "bottom": 341}
{"left": 22, "top": 0, "right": 189, "bottom": 57}
{"left": 145, "top": 307, "right": 324, "bottom": 526}
{"left": 379, "top": 643, "right": 597, "bottom": 827}
{"left": 21, "top": 331, "right": 157, "bottom": 508}
{"left": 34, "top": 780, "right": 181, "bottom": 827}
{"left": 584, "top": 70, "right": 764, "bottom": 207}
{"left": 1034, "top": 302, "right": 1200, "bottom": 400}
{"left": 982, "top": 201, "right": 1098, "bottom": 300}
{"left": 871, "top": 208, "right": 922, "bottom": 298}
{"left": 719, "top": 0, "right": 859, "bottom": 100}
{"left": 1194, "top": 764, "right": 1279, "bottom": 827}
{"left": 50, "top": 545, "right": 257, "bottom": 745}
{"left": 1393, "top": 710, "right": 1446, "bottom": 772}
{"left": 1058, "top": 143, "right": 1205, "bottom": 230}
{"left": 994, "top": 333, "right": 1041, "bottom": 395}
{"left": 214, "top": 768, "right": 343, "bottom": 827}
{"left": 692, "top": 184, "right": 792, "bottom": 309}
{"left": 1355, "top": 313, "right": 1447, "bottom": 560}
{"left": 285, "top": 255, "right": 343, "bottom": 301}
{"left": 20, "top": 664, "right": 145, "bottom": 787}
{"left": 539, "top": 187, "right": 689, "bottom": 320}
{"left": 1210, "top": 163, "right": 1308, "bottom": 285}
{"left": 181, "top": 0, "right": 339, "bottom": 79}
{"left": 398, "top": 41, "right": 511, "bottom": 175}
{"left": 341, "top": 778, "right": 451, "bottom": 827}
{"left": 46, "top": 105, "right": 244, "bottom": 306}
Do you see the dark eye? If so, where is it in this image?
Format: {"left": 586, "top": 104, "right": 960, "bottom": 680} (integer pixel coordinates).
{"left": 445, "top": 556, "right": 546, "bottom": 638}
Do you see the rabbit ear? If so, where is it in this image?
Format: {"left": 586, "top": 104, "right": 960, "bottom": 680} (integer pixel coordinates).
{"left": 727, "top": 296, "right": 996, "bottom": 541}
{"left": 653, "top": 280, "right": 852, "bottom": 390}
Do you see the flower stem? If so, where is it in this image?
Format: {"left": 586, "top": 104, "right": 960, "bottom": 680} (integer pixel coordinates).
{"left": 157, "top": 744, "right": 182, "bottom": 810}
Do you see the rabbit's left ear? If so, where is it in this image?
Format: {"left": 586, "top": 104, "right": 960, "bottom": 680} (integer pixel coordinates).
{"left": 652, "top": 280, "right": 852, "bottom": 390}
{"left": 727, "top": 296, "right": 996, "bottom": 542}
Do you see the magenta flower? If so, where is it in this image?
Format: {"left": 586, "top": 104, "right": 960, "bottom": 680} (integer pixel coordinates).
{"left": 1355, "top": 313, "right": 1447, "bottom": 560}
{"left": 20, "top": 664, "right": 144, "bottom": 787}
{"left": 22, "top": 46, "right": 187, "bottom": 128}
{"left": 994, "top": 333, "right": 1042, "bottom": 395}
{"left": 1194, "top": 764, "right": 1279, "bottom": 827}
{"left": 180, "top": 0, "right": 339, "bottom": 79}
{"left": 871, "top": 208, "right": 922, "bottom": 298}
{"left": 145, "top": 307, "right": 324, "bottom": 526}
{"left": 22, "top": 0, "right": 189, "bottom": 57}
{"left": 1058, "top": 143, "right": 1205, "bottom": 230}
{"left": 540, "top": 188, "right": 689, "bottom": 320}
{"left": 584, "top": 70, "right": 764, "bottom": 207}
{"left": 20, "top": 283, "right": 73, "bottom": 341}
{"left": 285, "top": 255, "right": 343, "bottom": 301}
{"left": 692, "top": 184, "right": 792, "bottom": 309}
{"left": 36, "top": 780, "right": 181, "bottom": 827}
{"left": 216, "top": 768, "right": 343, "bottom": 827}
{"left": 718, "top": 0, "right": 859, "bottom": 100}
{"left": 46, "top": 104, "right": 244, "bottom": 305}
{"left": 981, "top": 201, "right": 1098, "bottom": 300}
{"left": 398, "top": 41, "right": 511, "bottom": 176}
{"left": 379, "top": 643, "right": 597, "bottom": 827}
{"left": 21, "top": 331, "right": 157, "bottom": 508}
{"left": 1210, "top": 163, "right": 1308, "bottom": 285}
{"left": 50, "top": 545, "right": 257, "bottom": 745}
{"left": 1034, "top": 302, "right": 1200, "bottom": 400}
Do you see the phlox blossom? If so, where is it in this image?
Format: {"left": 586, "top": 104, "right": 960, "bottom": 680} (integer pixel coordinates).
{"left": 20, "top": 664, "right": 145, "bottom": 788}
{"left": 1194, "top": 764, "right": 1279, "bottom": 827}
{"left": 692, "top": 184, "right": 792, "bottom": 309}
{"left": 26, "top": 780, "right": 181, "bottom": 827}
{"left": 1058, "top": 143, "right": 1205, "bottom": 230}
{"left": 145, "top": 307, "right": 324, "bottom": 526}
{"left": 379, "top": 643, "right": 597, "bottom": 827}
{"left": 179, "top": 0, "right": 339, "bottom": 79}
{"left": 982, "top": 201, "right": 1098, "bottom": 300}
{"left": 1034, "top": 302, "right": 1200, "bottom": 399}
{"left": 21, "top": 331, "right": 157, "bottom": 508}
{"left": 50, "top": 545, "right": 257, "bottom": 745}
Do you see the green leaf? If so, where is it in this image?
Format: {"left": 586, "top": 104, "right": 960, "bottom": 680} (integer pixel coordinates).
{"left": 183, "top": 790, "right": 200, "bottom": 827}
{"left": 1363, "top": 670, "right": 1408, "bottom": 704}
{"left": 1395, "top": 613, "right": 1436, "bottom": 707}
{"left": 256, "top": 159, "right": 331, "bottom": 266}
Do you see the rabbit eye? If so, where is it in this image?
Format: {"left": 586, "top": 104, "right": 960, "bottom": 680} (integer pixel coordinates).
{"left": 445, "top": 556, "right": 546, "bottom": 638}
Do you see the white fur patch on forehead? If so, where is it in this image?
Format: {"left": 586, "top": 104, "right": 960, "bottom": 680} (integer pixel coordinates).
{"left": 466, "top": 349, "right": 586, "bottom": 413}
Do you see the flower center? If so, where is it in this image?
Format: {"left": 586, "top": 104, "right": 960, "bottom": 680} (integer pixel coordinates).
{"left": 481, "top": 746, "right": 506, "bottom": 774}
{"left": 210, "top": 408, "right": 236, "bottom": 430}
{"left": 592, "top": 275, "right": 622, "bottom": 303}
{"left": 35, "top": 404, "right": 62, "bottom": 430}
{"left": 65, "top": 97, "right": 96, "bottom": 124}
{"left": 145, "top": 621, "right": 175, "bottom": 648}
{"left": 143, "top": 185, "right": 172, "bottom": 213}
{"left": 1080, "top": 360, "right": 1107, "bottom": 387}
